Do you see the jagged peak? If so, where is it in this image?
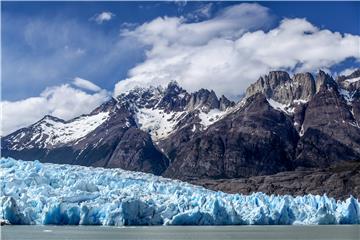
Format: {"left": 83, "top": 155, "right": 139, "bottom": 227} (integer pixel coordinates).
{"left": 119, "top": 84, "right": 163, "bottom": 96}
{"left": 165, "top": 80, "right": 181, "bottom": 90}
{"left": 315, "top": 70, "right": 337, "bottom": 93}
{"left": 293, "top": 72, "right": 314, "bottom": 81}
{"left": 267, "top": 70, "right": 291, "bottom": 81}
{"left": 162, "top": 81, "right": 187, "bottom": 98}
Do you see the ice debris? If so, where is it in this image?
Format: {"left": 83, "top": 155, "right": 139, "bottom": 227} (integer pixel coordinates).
{"left": 0, "top": 157, "right": 359, "bottom": 225}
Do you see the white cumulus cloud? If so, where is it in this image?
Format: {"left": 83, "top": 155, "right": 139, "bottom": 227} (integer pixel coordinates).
{"left": 1, "top": 84, "right": 110, "bottom": 136}
{"left": 73, "top": 77, "right": 102, "bottom": 92}
{"left": 114, "top": 3, "right": 360, "bottom": 99}
{"left": 91, "top": 11, "right": 115, "bottom": 24}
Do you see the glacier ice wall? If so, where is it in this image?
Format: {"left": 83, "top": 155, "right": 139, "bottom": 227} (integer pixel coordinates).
{"left": 0, "top": 157, "right": 359, "bottom": 225}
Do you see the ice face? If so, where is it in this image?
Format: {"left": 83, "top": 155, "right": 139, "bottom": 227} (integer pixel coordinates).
{"left": 0, "top": 157, "right": 359, "bottom": 225}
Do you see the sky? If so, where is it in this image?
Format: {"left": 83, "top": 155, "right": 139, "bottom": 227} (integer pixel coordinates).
{"left": 1, "top": 1, "right": 360, "bottom": 135}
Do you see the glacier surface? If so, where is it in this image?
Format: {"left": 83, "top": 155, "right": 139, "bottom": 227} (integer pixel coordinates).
{"left": 0, "top": 157, "right": 359, "bottom": 225}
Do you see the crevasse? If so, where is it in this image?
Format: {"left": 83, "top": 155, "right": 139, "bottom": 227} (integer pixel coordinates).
{"left": 0, "top": 157, "right": 359, "bottom": 225}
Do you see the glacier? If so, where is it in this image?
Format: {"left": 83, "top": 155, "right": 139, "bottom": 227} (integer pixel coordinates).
{"left": 0, "top": 157, "right": 359, "bottom": 226}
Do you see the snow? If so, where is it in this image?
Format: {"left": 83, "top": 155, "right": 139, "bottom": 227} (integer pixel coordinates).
{"left": 293, "top": 99, "right": 308, "bottom": 104}
{"left": 198, "top": 109, "right": 228, "bottom": 129}
{"left": 135, "top": 108, "right": 186, "bottom": 141}
{"left": 191, "top": 124, "right": 197, "bottom": 132}
{"left": 345, "top": 77, "right": 360, "bottom": 84}
{"left": 339, "top": 88, "right": 355, "bottom": 105}
{"left": 1, "top": 157, "right": 359, "bottom": 226}
{"left": 13, "top": 112, "right": 110, "bottom": 149}
{"left": 41, "top": 112, "right": 110, "bottom": 146}
{"left": 267, "top": 99, "right": 288, "bottom": 112}
{"left": 136, "top": 107, "right": 229, "bottom": 139}
{"left": 267, "top": 99, "right": 296, "bottom": 115}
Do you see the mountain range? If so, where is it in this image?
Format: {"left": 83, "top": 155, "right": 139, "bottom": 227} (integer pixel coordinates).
{"left": 2, "top": 69, "right": 360, "bottom": 199}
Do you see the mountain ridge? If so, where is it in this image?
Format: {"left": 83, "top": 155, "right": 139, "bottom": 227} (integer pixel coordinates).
{"left": 2, "top": 69, "right": 360, "bottom": 199}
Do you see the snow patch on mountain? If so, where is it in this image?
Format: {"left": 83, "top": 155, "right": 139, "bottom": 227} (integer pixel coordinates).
{"left": 135, "top": 107, "right": 186, "bottom": 141}
{"left": 267, "top": 99, "right": 295, "bottom": 115}
{"left": 41, "top": 112, "right": 110, "bottom": 146}
{"left": 9, "top": 112, "right": 110, "bottom": 149}
{"left": 1, "top": 158, "right": 359, "bottom": 226}
{"left": 339, "top": 88, "right": 355, "bottom": 105}
{"left": 198, "top": 109, "right": 229, "bottom": 129}
{"left": 345, "top": 77, "right": 360, "bottom": 84}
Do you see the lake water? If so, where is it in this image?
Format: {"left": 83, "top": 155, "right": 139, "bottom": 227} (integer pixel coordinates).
{"left": 1, "top": 225, "right": 359, "bottom": 240}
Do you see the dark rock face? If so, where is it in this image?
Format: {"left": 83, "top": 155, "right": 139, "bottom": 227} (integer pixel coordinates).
{"left": 337, "top": 69, "right": 360, "bottom": 123}
{"left": 157, "top": 81, "right": 191, "bottom": 113}
{"left": 106, "top": 128, "right": 169, "bottom": 175}
{"left": 219, "top": 95, "right": 235, "bottom": 110}
{"left": 351, "top": 91, "right": 360, "bottom": 123}
{"left": 187, "top": 89, "right": 220, "bottom": 112}
{"left": 163, "top": 93, "right": 298, "bottom": 179}
{"left": 315, "top": 70, "right": 338, "bottom": 92}
{"left": 291, "top": 72, "right": 316, "bottom": 101}
{"left": 192, "top": 161, "right": 360, "bottom": 200}
{"left": 295, "top": 71, "right": 360, "bottom": 168}
{"left": 244, "top": 71, "right": 316, "bottom": 137}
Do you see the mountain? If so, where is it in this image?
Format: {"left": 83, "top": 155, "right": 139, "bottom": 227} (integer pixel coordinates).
{"left": 1, "top": 97, "right": 168, "bottom": 175}
{"left": 2, "top": 69, "right": 360, "bottom": 199}
{"left": 1, "top": 82, "right": 234, "bottom": 175}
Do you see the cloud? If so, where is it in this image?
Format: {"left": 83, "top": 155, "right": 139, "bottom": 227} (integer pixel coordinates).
{"left": 91, "top": 11, "right": 115, "bottom": 24}
{"left": 339, "top": 67, "right": 358, "bottom": 77}
{"left": 121, "top": 3, "right": 274, "bottom": 47}
{"left": 186, "top": 3, "right": 213, "bottom": 22}
{"left": 1, "top": 84, "right": 110, "bottom": 136}
{"left": 73, "top": 77, "right": 102, "bottom": 92}
{"left": 120, "top": 22, "right": 139, "bottom": 30}
{"left": 114, "top": 4, "right": 360, "bottom": 98}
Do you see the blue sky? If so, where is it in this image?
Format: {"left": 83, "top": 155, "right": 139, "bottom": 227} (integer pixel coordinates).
{"left": 1, "top": 1, "right": 360, "bottom": 135}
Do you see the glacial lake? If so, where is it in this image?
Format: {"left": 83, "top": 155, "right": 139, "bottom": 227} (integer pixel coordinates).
{"left": 1, "top": 225, "right": 359, "bottom": 240}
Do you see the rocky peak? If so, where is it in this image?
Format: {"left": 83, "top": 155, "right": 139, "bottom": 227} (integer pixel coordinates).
{"left": 117, "top": 86, "right": 163, "bottom": 110}
{"left": 246, "top": 71, "right": 315, "bottom": 109}
{"left": 165, "top": 81, "right": 182, "bottom": 94}
{"left": 246, "top": 71, "right": 291, "bottom": 99}
{"left": 156, "top": 81, "right": 190, "bottom": 112}
{"left": 291, "top": 72, "right": 316, "bottom": 101}
{"left": 187, "top": 89, "right": 219, "bottom": 113}
{"left": 267, "top": 71, "right": 291, "bottom": 85}
{"left": 219, "top": 95, "right": 235, "bottom": 111}
{"left": 315, "top": 70, "right": 337, "bottom": 93}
